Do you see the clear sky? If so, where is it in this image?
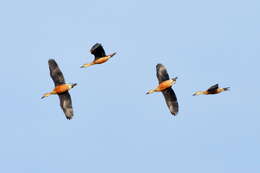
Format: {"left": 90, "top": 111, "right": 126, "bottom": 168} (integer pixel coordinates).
{"left": 0, "top": 0, "right": 259, "bottom": 172}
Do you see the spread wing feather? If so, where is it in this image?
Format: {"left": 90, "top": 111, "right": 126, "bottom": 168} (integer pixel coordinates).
{"left": 162, "top": 88, "right": 179, "bottom": 115}
{"left": 90, "top": 43, "right": 106, "bottom": 60}
{"left": 207, "top": 84, "right": 219, "bottom": 92}
{"left": 48, "top": 59, "right": 65, "bottom": 86}
{"left": 156, "top": 64, "right": 170, "bottom": 83}
{"left": 58, "top": 91, "right": 74, "bottom": 120}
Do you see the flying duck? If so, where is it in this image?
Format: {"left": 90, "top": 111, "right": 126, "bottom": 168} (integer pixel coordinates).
{"left": 193, "top": 84, "right": 230, "bottom": 96}
{"left": 81, "top": 43, "right": 116, "bottom": 68}
{"left": 42, "top": 59, "right": 77, "bottom": 120}
{"left": 146, "top": 64, "right": 179, "bottom": 115}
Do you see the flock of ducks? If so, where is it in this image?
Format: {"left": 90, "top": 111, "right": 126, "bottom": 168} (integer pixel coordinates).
{"left": 42, "top": 43, "right": 230, "bottom": 120}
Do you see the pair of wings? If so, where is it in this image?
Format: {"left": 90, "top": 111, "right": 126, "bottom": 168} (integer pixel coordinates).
{"left": 90, "top": 43, "right": 106, "bottom": 60}
{"left": 48, "top": 59, "right": 73, "bottom": 120}
{"left": 156, "top": 64, "right": 178, "bottom": 115}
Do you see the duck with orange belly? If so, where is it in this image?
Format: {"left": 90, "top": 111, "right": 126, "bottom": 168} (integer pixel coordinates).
{"left": 146, "top": 64, "right": 179, "bottom": 116}
{"left": 41, "top": 59, "right": 77, "bottom": 120}
{"left": 193, "top": 84, "right": 230, "bottom": 96}
{"left": 81, "top": 43, "right": 116, "bottom": 68}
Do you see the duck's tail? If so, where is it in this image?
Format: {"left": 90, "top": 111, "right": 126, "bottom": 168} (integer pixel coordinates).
{"left": 41, "top": 92, "right": 53, "bottom": 99}
{"left": 146, "top": 89, "right": 156, "bottom": 95}
{"left": 192, "top": 91, "right": 205, "bottom": 96}
{"left": 80, "top": 62, "right": 94, "bottom": 68}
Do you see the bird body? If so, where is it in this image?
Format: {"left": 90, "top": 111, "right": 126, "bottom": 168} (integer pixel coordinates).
{"left": 94, "top": 54, "right": 115, "bottom": 64}
{"left": 146, "top": 79, "right": 176, "bottom": 94}
{"left": 193, "top": 84, "right": 230, "bottom": 96}
{"left": 42, "top": 84, "right": 76, "bottom": 99}
{"left": 93, "top": 56, "right": 109, "bottom": 64}
{"left": 81, "top": 43, "right": 116, "bottom": 68}
{"left": 54, "top": 84, "right": 75, "bottom": 93}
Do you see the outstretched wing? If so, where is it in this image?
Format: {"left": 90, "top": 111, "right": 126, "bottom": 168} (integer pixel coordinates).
{"left": 90, "top": 43, "right": 106, "bottom": 60}
{"left": 207, "top": 84, "right": 219, "bottom": 92}
{"left": 162, "top": 87, "right": 178, "bottom": 115}
{"left": 156, "top": 64, "right": 170, "bottom": 83}
{"left": 48, "top": 59, "right": 65, "bottom": 86}
{"left": 58, "top": 91, "right": 74, "bottom": 120}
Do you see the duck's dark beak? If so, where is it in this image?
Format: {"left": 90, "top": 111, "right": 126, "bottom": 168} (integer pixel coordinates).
{"left": 172, "top": 77, "right": 178, "bottom": 81}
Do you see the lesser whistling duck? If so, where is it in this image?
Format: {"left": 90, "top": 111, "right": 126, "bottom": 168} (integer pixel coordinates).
{"left": 146, "top": 64, "right": 179, "bottom": 115}
{"left": 80, "top": 43, "right": 116, "bottom": 68}
{"left": 193, "top": 84, "right": 230, "bottom": 96}
{"left": 42, "top": 59, "right": 77, "bottom": 120}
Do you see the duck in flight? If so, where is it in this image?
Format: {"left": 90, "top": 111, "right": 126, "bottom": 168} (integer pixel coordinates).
{"left": 80, "top": 43, "right": 116, "bottom": 68}
{"left": 146, "top": 64, "right": 179, "bottom": 115}
{"left": 41, "top": 59, "right": 77, "bottom": 120}
{"left": 193, "top": 84, "right": 230, "bottom": 96}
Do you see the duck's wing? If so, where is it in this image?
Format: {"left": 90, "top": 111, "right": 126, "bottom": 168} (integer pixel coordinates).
{"left": 90, "top": 43, "right": 106, "bottom": 60}
{"left": 58, "top": 91, "right": 73, "bottom": 120}
{"left": 207, "top": 84, "right": 219, "bottom": 92}
{"left": 156, "top": 64, "right": 170, "bottom": 83}
{"left": 48, "top": 59, "right": 65, "bottom": 86}
{"left": 162, "top": 87, "right": 178, "bottom": 115}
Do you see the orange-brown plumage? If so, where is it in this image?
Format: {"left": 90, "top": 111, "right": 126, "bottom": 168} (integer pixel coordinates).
{"left": 193, "top": 84, "right": 230, "bottom": 96}
{"left": 93, "top": 56, "right": 110, "bottom": 64}
{"left": 53, "top": 84, "right": 72, "bottom": 94}
{"left": 157, "top": 79, "right": 174, "bottom": 91}
{"left": 147, "top": 79, "right": 175, "bottom": 94}
{"left": 81, "top": 43, "right": 116, "bottom": 68}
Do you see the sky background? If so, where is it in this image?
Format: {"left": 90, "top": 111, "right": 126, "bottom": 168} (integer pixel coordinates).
{"left": 0, "top": 0, "right": 259, "bottom": 172}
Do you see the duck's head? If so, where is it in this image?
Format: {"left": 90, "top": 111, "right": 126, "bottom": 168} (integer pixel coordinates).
{"left": 68, "top": 83, "right": 77, "bottom": 89}
{"left": 171, "top": 77, "right": 178, "bottom": 85}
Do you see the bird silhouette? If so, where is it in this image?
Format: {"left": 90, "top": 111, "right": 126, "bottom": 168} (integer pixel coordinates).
{"left": 193, "top": 84, "right": 230, "bottom": 96}
{"left": 42, "top": 59, "right": 77, "bottom": 120}
{"left": 146, "top": 64, "right": 179, "bottom": 115}
{"left": 81, "top": 43, "right": 116, "bottom": 68}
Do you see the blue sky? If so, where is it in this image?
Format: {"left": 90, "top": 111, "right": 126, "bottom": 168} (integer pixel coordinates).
{"left": 0, "top": 0, "right": 259, "bottom": 172}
